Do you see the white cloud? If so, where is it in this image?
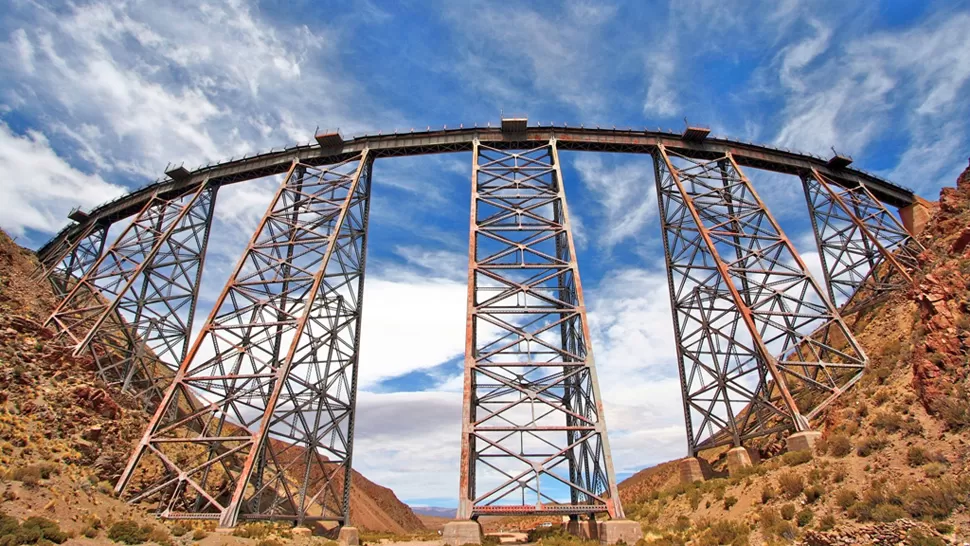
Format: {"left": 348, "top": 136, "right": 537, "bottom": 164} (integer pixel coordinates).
{"left": 0, "top": 0, "right": 402, "bottom": 199}
{"left": 0, "top": 122, "right": 125, "bottom": 240}
{"left": 357, "top": 276, "right": 467, "bottom": 389}
{"left": 574, "top": 154, "right": 657, "bottom": 251}
{"left": 773, "top": 10, "right": 970, "bottom": 192}
{"left": 643, "top": 47, "right": 678, "bottom": 117}
{"left": 442, "top": 1, "right": 619, "bottom": 117}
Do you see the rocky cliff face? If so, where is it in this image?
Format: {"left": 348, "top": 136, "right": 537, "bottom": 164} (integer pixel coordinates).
{"left": 910, "top": 161, "right": 970, "bottom": 430}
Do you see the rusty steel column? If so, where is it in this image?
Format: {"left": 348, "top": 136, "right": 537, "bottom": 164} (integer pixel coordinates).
{"left": 115, "top": 151, "right": 373, "bottom": 529}
{"left": 456, "top": 139, "right": 624, "bottom": 520}
{"left": 802, "top": 168, "right": 924, "bottom": 313}
{"left": 654, "top": 146, "right": 869, "bottom": 452}
{"left": 40, "top": 221, "right": 109, "bottom": 300}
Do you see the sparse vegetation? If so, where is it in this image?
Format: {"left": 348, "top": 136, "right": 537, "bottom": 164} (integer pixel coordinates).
{"left": 782, "top": 450, "right": 812, "bottom": 466}
{"left": 836, "top": 488, "right": 858, "bottom": 510}
{"left": 796, "top": 507, "right": 814, "bottom": 527}
{"left": 108, "top": 520, "right": 152, "bottom": 544}
{"left": 804, "top": 485, "right": 823, "bottom": 504}
{"left": 777, "top": 471, "right": 804, "bottom": 499}
{"left": 723, "top": 495, "right": 737, "bottom": 510}
{"left": 0, "top": 513, "right": 68, "bottom": 545}
{"left": 760, "top": 484, "right": 775, "bottom": 504}
{"left": 856, "top": 435, "right": 889, "bottom": 456}
{"left": 695, "top": 520, "right": 748, "bottom": 546}
{"left": 827, "top": 434, "right": 853, "bottom": 457}
{"left": 779, "top": 503, "right": 796, "bottom": 521}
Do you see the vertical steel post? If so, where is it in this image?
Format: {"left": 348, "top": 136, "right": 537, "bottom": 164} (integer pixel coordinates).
{"left": 457, "top": 139, "right": 624, "bottom": 520}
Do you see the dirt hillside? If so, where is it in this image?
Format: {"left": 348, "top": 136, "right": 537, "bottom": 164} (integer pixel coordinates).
{"left": 0, "top": 229, "right": 423, "bottom": 544}
{"left": 617, "top": 163, "right": 970, "bottom": 545}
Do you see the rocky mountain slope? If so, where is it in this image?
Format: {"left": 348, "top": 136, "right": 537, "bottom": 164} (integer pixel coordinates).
{"left": 0, "top": 229, "right": 423, "bottom": 544}
{"left": 618, "top": 163, "right": 970, "bottom": 545}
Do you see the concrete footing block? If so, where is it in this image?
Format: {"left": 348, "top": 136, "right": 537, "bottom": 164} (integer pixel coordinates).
{"left": 442, "top": 520, "right": 482, "bottom": 546}
{"left": 566, "top": 520, "right": 599, "bottom": 540}
{"left": 598, "top": 520, "right": 643, "bottom": 545}
{"left": 338, "top": 527, "right": 359, "bottom": 546}
{"left": 786, "top": 430, "right": 822, "bottom": 453}
{"left": 726, "top": 446, "right": 758, "bottom": 476}
{"left": 678, "top": 457, "right": 707, "bottom": 484}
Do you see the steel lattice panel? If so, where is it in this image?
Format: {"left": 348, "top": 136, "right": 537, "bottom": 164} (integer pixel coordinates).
{"left": 79, "top": 185, "right": 218, "bottom": 407}
{"left": 42, "top": 222, "right": 109, "bottom": 300}
{"left": 803, "top": 169, "right": 924, "bottom": 314}
{"left": 457, "top": 140, "right": 623, "bottom": 520}
{"left": 46, "top": 183, "right": 212, "bottom": 346}
{"left": 654, "top": 147, "right": 869, "bottom": 454}
{"left": 115, "top": 153, "right": 372, "bottom": 528}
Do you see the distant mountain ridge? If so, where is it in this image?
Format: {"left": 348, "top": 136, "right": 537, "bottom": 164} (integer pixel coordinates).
{"left": 409, "top": 506, "right": 458, "bottom": 518}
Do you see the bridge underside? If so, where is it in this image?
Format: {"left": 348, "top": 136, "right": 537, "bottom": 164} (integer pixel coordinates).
{"left": 35, "top": 122, "right": 923, "bottom": 527}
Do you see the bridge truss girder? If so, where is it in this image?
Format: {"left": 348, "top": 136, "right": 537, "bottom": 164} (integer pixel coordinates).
{"left": 115, "top": 152, "right": 372, "bottom": 529}
{"left": 44, "top": 182, "right": 217, "bottom": 407}
{"left": 38, "top": 221, "right": 109, "bottom": 299}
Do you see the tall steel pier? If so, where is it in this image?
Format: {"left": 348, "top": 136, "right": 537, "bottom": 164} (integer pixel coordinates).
{"left": 36, "top": 118, "right": 924, "bottom": 539}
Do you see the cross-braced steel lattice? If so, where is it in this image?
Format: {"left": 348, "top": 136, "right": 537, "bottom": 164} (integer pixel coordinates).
{"left": 803, "top": 168, "right": 924, "bottom": 314}
{"left": 76, "top": 185, "right": 218, "bottom": 406}
{"left": 39, "top": 222, "right": 109, "bottom": 299}
{"left": 46, "top": 183, "right": 213, "bottom": 348}
{"left": 115, "top": 152, "right": 372, "bottom": 529}
{"left": 457, "top": 140, "right": 624, "bottom": 520}
{"left": 654, "top": 146, "right": 869, "bottom": 454}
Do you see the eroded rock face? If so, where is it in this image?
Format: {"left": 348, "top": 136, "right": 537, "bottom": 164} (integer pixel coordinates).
{"left": 909, "top": 162, "right": 970, "bottom": 426}
{"left": 803, "top": 519, "right": 952, "bottom": 546}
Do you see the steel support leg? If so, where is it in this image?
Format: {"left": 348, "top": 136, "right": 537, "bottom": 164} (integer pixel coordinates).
{"left": 115, "top": 152, "right": 373, "bottom": 529}
{"left": 456, "top": 140, "right": 624, "bottom": 520}
{"left": 45, "top": 182, "right": 212, "bottom": 346}
{"left": 802, "top": 168, "right": 924, "bottom": 313}
{"left": 77, "top": 184, "right": 219, "bottom": 407}
{"left": 654, "top": 146, "right": 869, "bottom": 452}
{"left": 40, "top": 222, "right": 109, "bottom": 300}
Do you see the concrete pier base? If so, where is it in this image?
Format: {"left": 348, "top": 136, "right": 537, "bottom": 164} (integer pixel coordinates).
{"left": 566, "top": 520, "right": 599, "bottom": 540}
{"left": 678, "top": 457, "right": 706, "bottom": 484}
{"left": 726, "top": 446, "right": 757, "bottom": 476}
{"left": 598, "top": 520, "right": 643, "bottom": 545}
{"left": 442, "top": 520, "right": 482, "bottom": 546}
{"left": 338, "top": 527, "right": 359, "bottom": 546}
{"left": 786, "top": 430, "right": 822, "bottom": 453}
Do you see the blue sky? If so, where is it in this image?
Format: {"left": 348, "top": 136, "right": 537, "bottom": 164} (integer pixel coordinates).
{"left": 1, "top": 0, "right": 969, "bottom": 508}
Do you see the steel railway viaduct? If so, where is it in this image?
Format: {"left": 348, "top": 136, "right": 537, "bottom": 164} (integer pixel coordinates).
{"left": 34, "top": 119, "right": 927, "bottom": 544}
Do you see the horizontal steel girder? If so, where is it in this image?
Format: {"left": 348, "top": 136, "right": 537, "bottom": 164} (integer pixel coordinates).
{"left": 37, "top": 126, "right": 914, "bottom": 266}
{"left": 456, "top": 139, "right": 624, "bottom": 521}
